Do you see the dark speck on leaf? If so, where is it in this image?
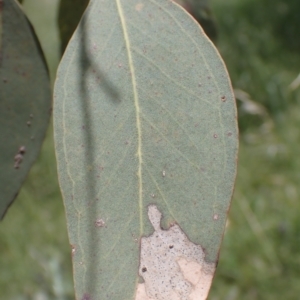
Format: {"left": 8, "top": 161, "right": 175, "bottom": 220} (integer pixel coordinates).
{"left": 19, "top": 146, "right": 26, "bottom": 154}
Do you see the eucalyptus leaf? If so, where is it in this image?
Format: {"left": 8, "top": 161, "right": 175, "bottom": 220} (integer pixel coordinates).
{"left": 54, "top": 0, "right": 238, "bottom": 299}
{"left": 0, "top": 0, "right": 51, "bottom": 219}
{"left": 57, "top": 0, "right": 216, "bottom": 56}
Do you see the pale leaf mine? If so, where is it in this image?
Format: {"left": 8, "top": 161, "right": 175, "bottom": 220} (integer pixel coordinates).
{"left": 135, "top": 205, "right": 215, "bottom": 300}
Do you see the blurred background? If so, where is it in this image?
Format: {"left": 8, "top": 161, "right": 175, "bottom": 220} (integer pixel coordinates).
{"left": 1, "top": 0, "right": 300, "bottom": 299}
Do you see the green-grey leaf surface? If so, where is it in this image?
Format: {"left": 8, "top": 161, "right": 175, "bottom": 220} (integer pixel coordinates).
{"left": 54, "top": 0, "right": 238, "bottom": 299}
{"left": 0, "top": 0, "right": 51, "bottom": 219}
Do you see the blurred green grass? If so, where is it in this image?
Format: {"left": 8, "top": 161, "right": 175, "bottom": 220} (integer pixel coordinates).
{"left": 1, "top": 0, "right": 300, "bottom": 299}
{"left": 210, "top": 0, "right": 300, "bottom": 299}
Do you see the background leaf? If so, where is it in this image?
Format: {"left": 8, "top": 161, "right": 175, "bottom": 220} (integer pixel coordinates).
{"left": 54, "top": 0, "right": 238, "bottom": 299}
{"left": 0, "top": 0, "right": 51, "bottom": 219}
{"left": 175, "top": 0, "right": 218, "bottom": 41}
{"left": 58, "top": 0, "right": 89, "bottom": 54}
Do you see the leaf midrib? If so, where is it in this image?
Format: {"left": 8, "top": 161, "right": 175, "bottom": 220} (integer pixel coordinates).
{"left": 116, "top": 0, "right": 144, "bottom": 234}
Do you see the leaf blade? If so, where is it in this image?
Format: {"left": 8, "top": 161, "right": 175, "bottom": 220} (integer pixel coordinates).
{"left": 54, "top": 0, "right": 238, "bottom": 299}
{"left": 0, "top": 0, "right": 51, "bottom": 219}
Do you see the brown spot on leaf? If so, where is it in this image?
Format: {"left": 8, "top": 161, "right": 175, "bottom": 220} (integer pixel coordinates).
{"left": 14, "top": 154, "right": 23, "bottom": 169}
{"left": 95, "top": 218, "right": 105, "bottom": 228}
{"left": 213, "top": 214, "right": 219, "bottom": 220}
{"left": 14, "top": 146, "right": 26, "bottom": 169}
{"left": 71, "top": 244, "right": 76, "bottom": 257}
{"left": 135, "top": 3, "right": 144, "bottom": 11}
{"left": 19, "top": 146, "right": 26, "bottom": 155}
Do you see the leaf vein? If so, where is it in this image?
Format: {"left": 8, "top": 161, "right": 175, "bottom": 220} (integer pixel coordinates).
{"left": 116, "top": 0, "right": 144, "bottom": 234}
